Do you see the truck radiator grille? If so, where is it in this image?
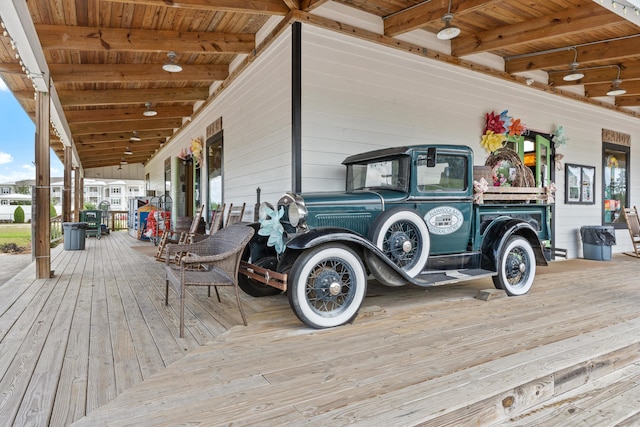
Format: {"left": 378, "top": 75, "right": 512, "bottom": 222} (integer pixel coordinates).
{"left": 315, "top": 213, "right": 371, "bottom": 236}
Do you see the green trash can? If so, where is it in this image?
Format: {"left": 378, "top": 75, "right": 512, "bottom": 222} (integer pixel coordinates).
{"left": 63, "top": 222, "right": 87, "bottom": 250}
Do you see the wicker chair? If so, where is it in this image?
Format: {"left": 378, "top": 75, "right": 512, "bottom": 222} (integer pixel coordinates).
{"left": 164, "top": 224, "right": 255, "bottom": 337}
{"left": 622, "top": 206, "right": 640, "bottom": 257}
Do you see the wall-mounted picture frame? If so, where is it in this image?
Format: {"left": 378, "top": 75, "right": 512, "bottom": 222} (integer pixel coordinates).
{"left": 565, "top": 163, "right": 595, "bottom": 205}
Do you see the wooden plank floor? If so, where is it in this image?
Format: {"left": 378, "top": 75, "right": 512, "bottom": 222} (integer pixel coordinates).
{"left": 1, "top": 230, "right": 640, "bottom": 426}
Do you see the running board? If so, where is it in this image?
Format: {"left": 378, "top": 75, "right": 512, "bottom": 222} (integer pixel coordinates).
{"left": 412, "top": 269, "right": 495, "bottom": 287}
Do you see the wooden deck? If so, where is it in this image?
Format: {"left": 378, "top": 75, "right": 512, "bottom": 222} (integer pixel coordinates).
{"left": 2, "top": 230, "right": 640, "bottom": 426}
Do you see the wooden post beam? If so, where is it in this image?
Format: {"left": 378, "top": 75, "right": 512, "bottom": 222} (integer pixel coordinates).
{"left": 63, "top": 146, "right": 72, "bottom": 223}
{"left": 35, "top": 89, "right": 51, "bottom": 279}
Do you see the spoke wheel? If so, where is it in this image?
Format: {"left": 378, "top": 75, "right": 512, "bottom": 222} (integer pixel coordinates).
{"left": 289, "top": 244, "right": 366, "bottom": 328}
{"left": 492, "top": 236, "right": 536, "bottom": 296}
{"left": 369, "top": 208, "right": 430, "bottom": 280}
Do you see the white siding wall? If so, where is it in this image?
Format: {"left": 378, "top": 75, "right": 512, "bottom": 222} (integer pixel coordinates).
{"left": 301, "top": 24, "right": 640, "bottom": 258}
{"left": 145, "top": 32, "right": 292, "bottom": 222}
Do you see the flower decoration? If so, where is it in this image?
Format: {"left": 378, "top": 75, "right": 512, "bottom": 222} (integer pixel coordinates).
{"left": 480, "top": 110, "right": 526, "bottom": 153}
{"left": 177, "top": 137, "right": 204, "bottom": 166}
{"left": 551, "top": 125, "right": 568, "bottom": 147}
{"left": 480, "top": 130, "right": 506, "bottom": 153}
{"left": 258, "top": 205, "right": 286, "bottom": 254}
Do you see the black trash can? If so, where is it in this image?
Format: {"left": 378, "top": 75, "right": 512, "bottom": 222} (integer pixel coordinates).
{"left": 580, "top": 225, "right": 616, "bottom": 261}
{"left": 63, "top": 222, "right": 88, "bottom": 251}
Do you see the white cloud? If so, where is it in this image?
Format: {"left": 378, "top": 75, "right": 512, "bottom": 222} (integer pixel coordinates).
{"left": 0, "top": 152, "right": 13, "bottom": 164}
{"left": 0, "top": 79, "right": 8, "bottom": 92}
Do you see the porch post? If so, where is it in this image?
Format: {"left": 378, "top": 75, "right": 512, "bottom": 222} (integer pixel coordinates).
{"left": 35, "top": 88, "right": 51, "bottom": 279}
{"left": 291, "top": 21, "right": 302, "bottom": 193}
{"left": 74, "top": 167, "right": 82, "bottom": 220}
{"left": 63, "top": 146, "right": 72, "bottom": 222}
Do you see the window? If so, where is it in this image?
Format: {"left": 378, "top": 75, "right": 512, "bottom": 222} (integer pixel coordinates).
{"left": 111, "top": 187, "right": 121, "bottom": 194}
{"left": 603, "top": 142, "right": 629, "bottom": 228}
{"left": 1, "top": 187, "right": 10, "bottom": 194}
{"left": 347, "top": 157, "right": 409, "bottom": 192}
{"left": 416, "top": 153, "right": 467, "bottom": 192}
{"left": 1, "top": 200, "right": 8, "bottom": 205}
{"left": 111, "top": 198, "right": 121, "bottom": 206}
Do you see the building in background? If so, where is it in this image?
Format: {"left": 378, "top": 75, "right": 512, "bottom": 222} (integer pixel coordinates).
{"left": 0, "top": 178, "right": 143, "bottom": 222}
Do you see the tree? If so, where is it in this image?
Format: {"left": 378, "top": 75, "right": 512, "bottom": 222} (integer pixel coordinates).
{"left": 14, "top": 206, "right": 25, "bottom": 224}
{"left": 50, "top": 203, "right": 57, "bottom": 217}
{"left": 83, "top": 201, "right": 96, "bottom": 210}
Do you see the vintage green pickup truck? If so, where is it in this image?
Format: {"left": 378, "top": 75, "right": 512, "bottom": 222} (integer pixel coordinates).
{"left": 239, "top": 145, "right": 550, "bottom": 328}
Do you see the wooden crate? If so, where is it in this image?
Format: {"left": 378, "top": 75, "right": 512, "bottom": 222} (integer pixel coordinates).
{"left": 474, "top": 186, "right": 554, "bottom": 204}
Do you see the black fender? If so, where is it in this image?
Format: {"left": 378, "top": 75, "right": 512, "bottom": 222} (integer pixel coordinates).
{"left": 480, "top": 217, "right": 548, "bottom": 272}
{"left": 283, "top": 227, "right": 413, "bottom": 283}
{"left": 243, "top": 222, "right": 278, "bottom": 263}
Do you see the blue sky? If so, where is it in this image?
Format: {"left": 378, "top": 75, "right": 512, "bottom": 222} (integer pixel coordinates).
{"left": 0, "top": 79, "right": 63, "bottom": 184}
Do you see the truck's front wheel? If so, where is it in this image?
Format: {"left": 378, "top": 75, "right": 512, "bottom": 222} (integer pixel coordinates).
{"left": 288, "top": 244, "right": 367, "bottom": 328}
{"left": 492, "top": 236, "right": 536, "bottom": 296}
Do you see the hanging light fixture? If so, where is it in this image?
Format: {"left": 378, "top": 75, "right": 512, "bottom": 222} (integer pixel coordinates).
{"left": 130, "top": 131, "right": 141, "bottom": 142}
{"left": 563, "top": 47, "right": 584, "bottom": 81}
{"left": 606, "top": 65, "right": 627, "bottom": 96}
{"left": 162, "top": 51, "right": 182, "bottom": 73}
{"left": 124, "top": 147, "right": 133, "bottom": 155}
{"left": 117, "top": 164, "right": 122, "bottom": 171}
{"left": 120, "top": 158, "right": 128, "bottom": 165}
{"left": 143, "top": 101, "right": 157, "bottom": 117}
{"left": 437, "top": 0, "right": 461, "bottom": 41}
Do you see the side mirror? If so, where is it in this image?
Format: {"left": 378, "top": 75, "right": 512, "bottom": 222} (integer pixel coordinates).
{"left": 426, "top": 147, "right": 436, "bottom": 167}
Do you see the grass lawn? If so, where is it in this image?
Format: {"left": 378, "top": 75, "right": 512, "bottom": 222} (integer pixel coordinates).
{"left": 0, "top": 224, "right": 32, "bottom": 248}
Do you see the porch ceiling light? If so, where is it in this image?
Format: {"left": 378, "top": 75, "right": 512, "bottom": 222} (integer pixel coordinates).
{"left": 124, "top": 147, "right": 133, "bottom": 155}
{"left": 143, "top": 102, "right": 157, "bottom": 117}
{"left": 606, "top": 65, "right": 626, "bottom": 96}
{"left": 130, "top": 131, "right": 141, "bottom": 142}
{"left": 162, "top": 51, "right": 182, "bottom": 73}
{"left": 120, "top": 158, "right": 127, "bottom": 165}
{"left": 563, "top": 48, "right": 584, "bottom": 81}
{"left": 436, "top": 1, "right": 461, "bottom": 40}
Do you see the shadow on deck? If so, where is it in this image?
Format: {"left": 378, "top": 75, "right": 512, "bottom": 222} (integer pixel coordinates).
{"left": 1, "top": 230, "right": 640, "bottom": 426}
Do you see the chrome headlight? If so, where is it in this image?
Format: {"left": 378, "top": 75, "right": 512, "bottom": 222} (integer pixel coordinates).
{"left": 278, "top": 192, "right": 307, "bottom": 228}
{"left": 288, "top": 201, "right": 307, "bottom": 227}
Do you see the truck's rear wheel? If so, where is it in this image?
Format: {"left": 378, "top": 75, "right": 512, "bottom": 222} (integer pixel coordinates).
{"left": 367, "top": 208, "right": 430, "bottom": 285}
{"left": 288, "top": 244, "right": 366, "bottom": 328}
{"left": 492, "top": 236, "right": 536, "bottom": 296}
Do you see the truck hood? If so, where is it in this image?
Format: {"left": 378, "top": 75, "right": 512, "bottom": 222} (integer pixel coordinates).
{"left": 300, "top": 189, "right": 408, "bottom": 207}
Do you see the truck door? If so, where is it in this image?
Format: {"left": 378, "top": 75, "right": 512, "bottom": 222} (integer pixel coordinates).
{"left": 413, "top": 149, "right": 473, "bottom": 255}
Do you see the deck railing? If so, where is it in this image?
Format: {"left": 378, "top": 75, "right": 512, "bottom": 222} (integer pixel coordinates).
{"left": 50, "top": 215, "right": 63, "bottom": 244}
{"left": 108, "top": 210, "right": 128, "bottom": 231}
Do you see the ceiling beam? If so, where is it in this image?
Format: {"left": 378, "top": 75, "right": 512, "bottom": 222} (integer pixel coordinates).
{"left": 101, "top": 0, "right": 289, "bottom": 15}
{"left": 505, "top": 37, "right": 640, "bottom": 73}
{"left": 36, "top": 25, "right": 255, "bottom": 54}
{"left": 616, "top": 96, "right": 640, "bottom": 107}
{"left": 58, "top": 87, "right": 209, "bottom": 106}
{"left": 75, "top": 130, "right": 173, "bottom": 144}
{"left": 383, "top": 0, "right": 502, "bottom": 38}
{"left": 70, "top": 118, "right": 183, "bottom": 135}
{"left": 0, "top": 63, "right": 24, "bottom": 74}
{"left": 49, "top": 64, "right": 228, "bottom": 83}
{"left": 549, "top": 65, "right": 640, "bottom": 86}
{"left": 585, "top": 81, "right": 640, "bottom": 97}
{"left": 64, "top": 106, "right": 194, "bottom": 123}
{"left": 452, "top": 4, "right": 619, "bottom": 56}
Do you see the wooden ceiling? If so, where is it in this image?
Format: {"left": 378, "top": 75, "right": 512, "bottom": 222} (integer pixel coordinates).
{"left": 1, "top": 0, "right": 639, "bottom": 170}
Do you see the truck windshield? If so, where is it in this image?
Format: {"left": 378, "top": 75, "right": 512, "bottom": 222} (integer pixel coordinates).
{"left": 346, "top": 157, "right": 409, "bottom": 192}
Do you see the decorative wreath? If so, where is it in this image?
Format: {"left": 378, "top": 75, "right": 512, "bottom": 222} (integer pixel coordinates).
{"left": 485, "top": 147, "right": 535, "bottom": 187}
